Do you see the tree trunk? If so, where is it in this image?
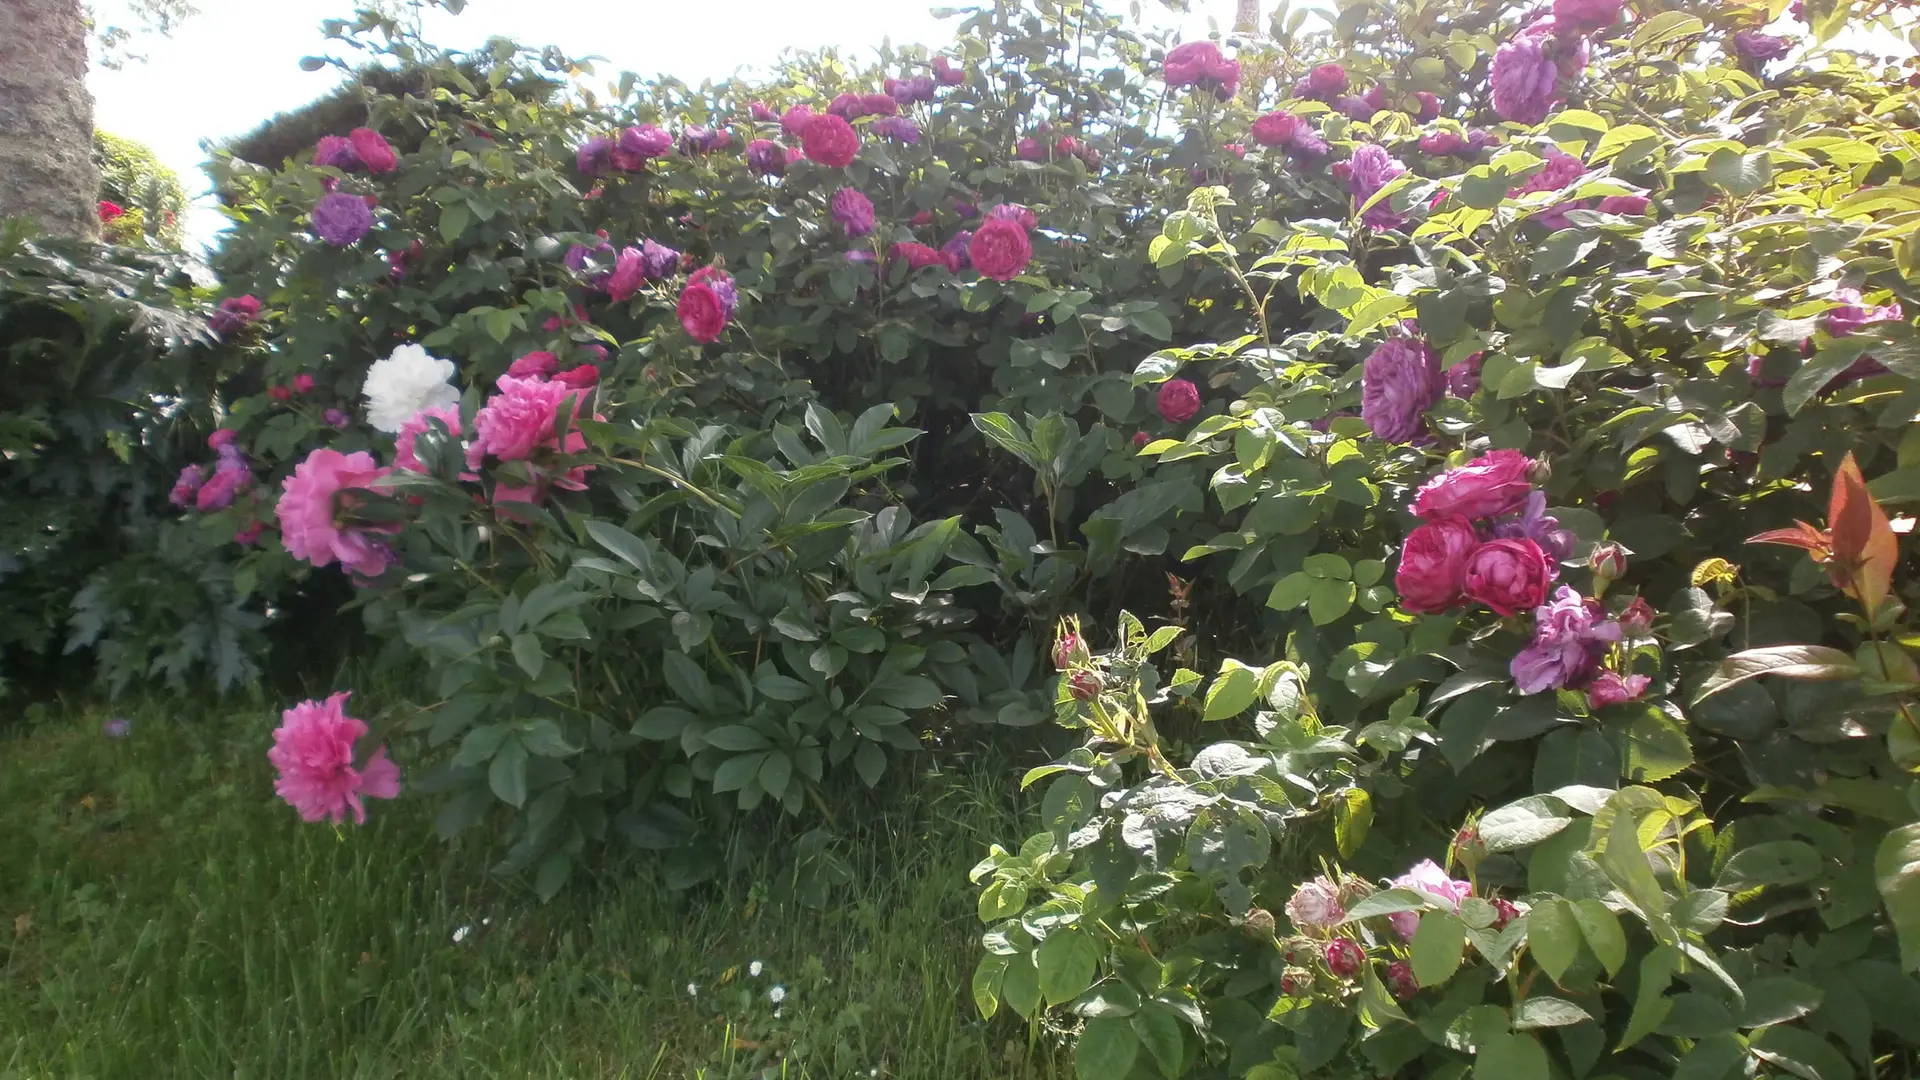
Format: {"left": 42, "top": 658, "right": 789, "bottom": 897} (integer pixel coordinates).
{"left": 1233, "top": 0, "right": 1262, "bottom": 32}
{"left": 0, "top": 0, "right": 100, "bottom": 238}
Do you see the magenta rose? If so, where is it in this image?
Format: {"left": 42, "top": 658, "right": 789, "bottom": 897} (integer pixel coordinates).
{"left": 780, "top": 105, "right": 817, "bottom": 139}
{"left": 1359, "top": 336, "right": 1439, "bottom": 442}
{"left": 1293, "top": 62, "right": 1348, "bottom": 101}
{"left": 1395, "top": 516, "right": 1480, "bottom": 613}
{"left": 1251, "top": 111, "right": 1300, "bottom": 147}
{"left": 1598, "top": 194, "right": 1649, "bottom": 215}
{"left": 1411, "top": 449, "right": 1535, "bottom": 520}
{"left": 1156, "top": 378, "right": 1201, "bottom": 423}
{"left": 678, "top": 283, "right": 729, "bottom": 344}
{"left": 348, "top": 128, "right": 397, "bottom": 173}
{"left": 1462, "top": 538, "right": 1553, "bottom": 616}
{"left": 802, "top": 114, "right": 859, "bottom": 167}
{"left": 968, "top": 218, "right": 1032, "bottom": 281}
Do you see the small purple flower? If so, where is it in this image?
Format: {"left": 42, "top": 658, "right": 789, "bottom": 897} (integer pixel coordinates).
{"left": 311, "top": 192, "right": 373, "bottom": 247}
{"left": 565, "top": 239, "right": 612, "bottom": 273}
{"left": 620, "top": 124, "right": 673, "bottom": 161}
{"left": 831, "top": 187, "right": 876, "bottom": 237}
{"left": 681, "top": 125, "right": 731, "bottom": 154}
{"left": 873, "top": 116, "right": 922, "bottom": 144}
{"left": 1333, "top": 94, "right": 1376, "bottom": 121}
{"left": 1826, "top": 287, "right": 1904, "bottom": 338}
{"left": 1360, "top": 335, "right": 1440, "bottom": 442}
{"left": 639, "top": 238, "right": 680, "bottom": 279}
{"left": 941, "top": 230, "right": 973, "bottom": 270}
{"left": 1445, "top": 352, "right": 1482, "bottom": 397}
{"left": 888, "top": 75, "right": 936, "bottom": 105}
{"left": 1511, "top": 585, "right": 1622, "bottom": 695}
{"left": 1491, "top": 491, "right": 1577, "bottom": 563}
{"left": 749, "top": 101, "right": 778, "bottom": 122}
{"left": 576, "top": 135, "right": 613, "bottom": 175}
{"left": 1333, "top": 144, "right": 1409, "bottom": 231}
{"left": 325, "top": 408, "right": 351, "bottom": 428}
{"left": 101, "top": 716, "right": 132, "bottom": 739}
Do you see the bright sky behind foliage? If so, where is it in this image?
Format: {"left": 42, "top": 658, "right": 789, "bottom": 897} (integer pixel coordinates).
{"left": 85, "top": 0, "right": 1213, "bottom": 250}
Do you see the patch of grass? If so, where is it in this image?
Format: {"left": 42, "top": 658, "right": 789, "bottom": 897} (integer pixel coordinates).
{"left": 0, "top": 696, "right": 1067, "bottom": 1078}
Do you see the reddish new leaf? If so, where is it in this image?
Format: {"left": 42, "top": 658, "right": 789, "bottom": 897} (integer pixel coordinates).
{"left": 1747, "top": 521, "right": 1831, "bottom": 556}
{"left": 1829, "top": 452, "right": 1899, "bottom": 610}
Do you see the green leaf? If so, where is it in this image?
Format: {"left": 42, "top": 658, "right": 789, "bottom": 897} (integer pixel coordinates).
{"left": 488, "top": 737, "right": 528, "bottom": 808}
{"left": 439, "top": 202, "right": 471, "bottom": 242}
{"left": 972, "top": 953, "right": 1007, "bottom": 1019}
{"left": 1674, "top": 1034, "right": 1748, "bottom": 1080}
{"left": 1629, "top": 10, "right": 1705, "bottom": 48}
{"left": 1739, "top": 976, "right": 1824, "bottom": 1028}
{"left": 1693, "top": 646, "right": 1860, "bottom": 704}
{"left": 1527, "top": 900, "right": 1581, "bottom": 986}
{"left": 1203, "top": 661, "right": 1261, "bottom": 721}
{"left": 510, "top": 632, "right": 546, "bottom": 679}
{"left": 1474, "top": 1031, "right": 1548, "bottom": 1080}
{"left": 1308, "top": 579, "right": 1357, "bottom": 625}
{"left": 1038, "top": 928, "right": 1101, "bottom": 1005}
{"left": 1875, "top": 823, "right": 1920, "bottom": 971}
{"left": 1341, "top": 888, "right": 1431, "bottom": 922}
{"left": 1751, "top": 1025, "right": 1858, "bottom": 1080}
{"left": 1570, "top": 899, "right": 1626, "bottom": 977}
{"left": 1479, "top": 795, "right": 1574, "bottom": 853}
{"left": 1076, "top": 1016, "right": 1140, "bottom": 1080}
{"left": 1705, "top": 148, "right": 1772, "bottom": 196}
{"left": 1412, "top": 911, "right": 1465, "bottom": 988}
{"left": 1511, "top": 996, "right": 1591, "bottom": 1030}
{"left": 1003, "top": 951, "right": 1041, "bottom": 1018}
{"left": 1718, "top": 839, "right": 1822, "bottom": 892}
{"left": 1783, "top": 340, "right": 1879, "bottom": 416}
{"left": 1333, "top": 788, "right": 1372, "bottom": 859}
{"left": 1132, "top": 1006, "right": 1184, "bottom": 1077}
{"left": 1617, "top": 946, "right": 1679, "bottom": 1052}
{"left": 1267, "top": 572, "right": 1315, "bottom": 611}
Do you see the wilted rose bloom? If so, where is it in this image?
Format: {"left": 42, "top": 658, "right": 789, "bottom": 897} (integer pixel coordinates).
{"left": 1360, "top": 336, "right": 1439, "bottom": 442}
{"left": 831, "top": 187, "right": 876, "bottom": 237}
{"left": 933, "top": 55, "right": 964, "bottom": 84}
{"left": 1554, "top": 0, "right": 1624, "bottom": 32}
{"left": 1598, "top": 194, "right": 1650, "bottom": 215}
{"left": 1587, "top": 670, "right": 1651, "bottom": 708}
{"left": 780, "top": 104, "right": 817, "bottom": 139}
{"left": 873, "top": 116, "right": 921, "bottom": 144}
{"left": 802, "top": 114, "right": 860, "bottom": 167}
{"left": 1412, "top": 449, "right": 1534, "bottom": 520}
{"left": 1335, "top": 144, "right": 1409, "bottom": 231}
{"left": 311, "top": 191, "right": 373, "bottom": 246}
{"left": 1463, "top": 538, "right": 1553, "bottom": 615}
{"left": 315, "top": 134, "right": 361, "bottom": 169}
{"left": 1164, "top": 40, "right": 1240, "bottom": 99}
{"left": 1826, "top": 287, "right": 1904, "bottom": 337}
{"left": 348, "top": 127, "right": 397, "bottom": 173}
{"left": 640, "top": 238, "right": 680, "bottom": 279}
{"left": 619, "top": 124, "right": 673, "bottom": 161}
{"left": 941, "top": 230, "right": 973, "bottom": 270}
{"left": 746, "top": 138, "right": 786, "bottom": 176}
{"left": 1251, "top": 111, "right": 1299, "bottom": 147}
{"left": 169, "top": 464, "right": 205, "bottom": 508}
{"left": 1490, "top": 34, "right": 1561, "bottom": 124}
{"left": 1284, "top": 877, "right": 1346, "bottom": 930}
{"left": 1293, "top": 62, "right": 1348, "bottom": 101}
{"left": 209, "top": 294, "right": 262, "bottom": 337}
{"left": 1396, "top": 516, "right": 1480, "bottom": 613}
{"left": 1511, "top": 586, "right": 1622, "bottom": 694}
{"left": 1387, "top": 859, "right": 1473, "bottom": 941}
{"left": 891, "top": 241, "right": 950, "bottom": 270}
{"left": 1618, "top": 596, "right": 1655, "bottom": 636}
{"left": 277, "top": 448, "right": 397, "bottom": 577}
{"left": 969, "top": 218, "right": 1033, "bottom": 281}
{"left": 1734, "top": 30, "right": 1793, "bottom": 62}
{"left": 1156, "top": 378, "right": 1201, "bottom": 423}
{"left": 1419, "top": 129, "right": 1470, "bottom": 156}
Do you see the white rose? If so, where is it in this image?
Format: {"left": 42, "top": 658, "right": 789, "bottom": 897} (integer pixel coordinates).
{"left": 362, "top": 344, "right": 461, "bottom": 434}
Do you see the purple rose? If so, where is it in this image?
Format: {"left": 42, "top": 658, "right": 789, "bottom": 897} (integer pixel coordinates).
{"left": 1333, "top": 144, "right": 1409, "bottom": 231}
{"left": 749, "top": 101, "right": 778, "bottom": 122}
{"left": 1490, "top": 490, "right": 1576, "bottom": 562}
{"left": 1826, "top": 287, "right": 1904, "bottom": 337}
{"left": 1293, "top": 62, "right": 1348, "bottom": 101}
{"left": 1490, "top": 35, "right": 1560, "bottom": 124}
{"left": 311, "top": 192, "right": 373, "bottom": 247}
{"left": 1333, "top": 94, "right": 1376, "bottom": 121}
{"left": 169, "top": 464, "right": 205, "bottom": 508}
{"left": 640, "top": 238, "right": 679, "bottom": 279}
{"left": 1360, "top": 336, "right": 1439, "bottom": 441}
{"left": 1553, "top": 0, "right": 1624, "bottom": 33}
{"left": 575, "top": 135, "right": 613, "bottom": 175}
{"left": 1734, "top": 30, "right": 1793, "bottom": 62}
{"left": 620, "top": 124, "right": 673, "bottom": 161}
{"left": 1511, "top": 585, "right": 1622, "bottom": 694}
{"left": 315, "top": 135, "right": 361, "bottom": 170}
{"left": 889, "top": 75, "right": 936, "bottom": 104}
{"left": 747, "top": 138, "right": 786, "bottom": 176}
{"left": 831, "top": 187, "right": 875, "bottom": 237}
{"left": 873, "top": 116, "right": 921, "bottom": 144}
{"left": 1445, "top": 352, "right": 1483, "bottom": 397}
{"left": 941, "top": 230, "right": 973, "bottom": 270}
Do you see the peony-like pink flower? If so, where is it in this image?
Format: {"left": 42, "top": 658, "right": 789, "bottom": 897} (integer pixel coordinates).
{"left": 1511, "top": 147, "right": 1589, "bottom": 229}
{"left": 1387, "top": 859, "right": 1473, "bottom": 941}
{"left": 1396, "top": 516, "right": 1480, "bottom": 613}
{"left": 1164, "top": 40, "right": 1241, "bottom": 99}
{"left": 1251, "top": 111, "right": 1300, "bottom": 148}
{"left": 395, "top": 404, "right": 464, "bottom": 473}
{"left": 311, "top": 191, "right": 373, "bottom": 247}
{"left": 1511, "top": 586, "right": 1622, "bottom": 694}
{"left": 1334, "top": 144, "right": 1409, "bottom": 231}
{"left": 1463, "top": 538, "right": 1553, "bottom": 616}
{"left": 348, "top": 128, "right": 397, "bottom": 173}
{"left": 802, "top": 114, "right": 859, "bottom": 167}
{"left": 1586, "top": 670, "right": 1651, "bottom": 708}
{"left": 1411, "top": 449, "right": 1535, "bottom": 520}
{"left": 276, "top": 448, "right": 397, "bottom": 578}
{"left": 1553, "top": 0, "right": 1624, "bottom": 33}
{"left": 467, "top": 375, "right": 585, "bottom": 465}
{"left": 1285, "top": 877, "right": 1346, "bottom": 930}
{"left": 1360, "top": 336, "right": 1439, "bottom": 442}
{"left": 195, "top": 457, "right": 251, "bottom": 512}
{"left": 1598, "top": 194, "right": 1649, "bottom": 215}
{"left": 831, "top": 187, "right": 876, "bottom": 237}
{"left": 968, "top": 218, "right": 1033, "bottom": 282}
{"left": 1293, "top": 62, "right": 1348, "bottom": 101}
{"left": 861, "top": 92, "right": 898, "bottom": 117}
{"left": 507, "top": 350, "right": 558, "bottom": 380}
{"left": 169, "top": 464, "right": 205, "bottom": 509}
{"left": 1157, "top": 378, "right": 1201, "bottom": 423}
{"left": 268, "top": 692, "right": 401, "bottom": 825}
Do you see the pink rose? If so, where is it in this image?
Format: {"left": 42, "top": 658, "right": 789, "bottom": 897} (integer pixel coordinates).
{"left": 1462, "top": 537, "right": 1553, "bottom": 616}
{"left": 507, "top": 351, "right": 558, "bottom": 380}
{"left": 348, "top": 128, "right": 398, "bottom": 173}
{"left": 1156, "top": 378, "right": 1201, "bottom": 423}
{"left": 1395, "top": 516, "right": 1479, "bottom": 613}
{"left": 968, "top": 218, "right": 1032, "bottom": 281}
{"left": 678, "top": 283, "right": 729, "bottom": 343}
{"left": 1410, "top": 449, "right": 1535, "bottom": 520}
{"left": 802, "top": 114, "right": 859, "bottom": 168}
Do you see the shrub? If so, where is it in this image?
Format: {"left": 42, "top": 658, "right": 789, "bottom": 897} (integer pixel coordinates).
{"left": 93, "top": 131, "right": 188, "bottom": 248}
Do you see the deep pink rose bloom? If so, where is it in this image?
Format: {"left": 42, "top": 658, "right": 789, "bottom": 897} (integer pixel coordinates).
{"left": 1553, "top": 0, "right": 1624, "bottom": 32}
{"left": 826, "top": 93, "right": 863, "bottom": 119}
{"left": 1293, "top": 62, "right": 1348, "bottom": 101}
{"left": 1361, "top": 85, "right": 1389, "bottom": 115}
{"left": 1411, "top": 449, "right": 1535, "bottom": 520}
{"left": 1335, "top": 144, "right": 1409, "bottom": 230}
{"left": 552, "top": 365, "right": 599, "bottom": 389}
{"left": 1360, "top": 336, "right": 1439, "bottom": 442}
{"left": 861, "top": 93, "right": 898, "bottom": 116}
{"left": 831, "top": 187, "right": 876, "bottom": 237}
{"left": 1413, "top": 92, "right": 1441, "bottom": 121}
{"left": 348, "top": 128, "right": 397, "bottom": 173}
{"left": 292, "top": 373, "right": 315, "bottom": 394}
{"left": 619, "top": 124, "right": 673, "bottom": 160}
{"left": 1396, "top": 516, "right": 1480, "bottom": 613}
{"left": 987, "top": 203, "right": 1037, "bottom": 230}
{"left": 1734, "top": 30, "right": 1793, "bottom": 61}
{"left": 1463, "top": 537, "right": 1553, "bottom": 616}
{"left": 1419, "top": 130, "right": 1470, "bottom": 156}
{"left": 1387, "top": 859, "right": 1473, "bottom": 941}
{"left": 678, "top": 283, "right": 730, "bottom": 344}
{"left": 208, "top": 428, "right": 239, "bottom": 451}
{"left": 1386, "top": 961, "right": 1419, "bottom": 1000}
{"left": 781, "top": 105, "right": 817, "bottom": 139}
{"left": 1165, "top": 40, "right": 1240, "bottom": 99}
{"left": 891, "top": 241, "right": 950, "bottom": 269}
{"left": 749, "top": 101, "right": 778, "bottom": 122}
{"left": 934, "top": 56, "right": 964, "bottom": 84}
{"left": 1445, "top": 352, "right": 1483, "bottom": 397}
{"left": 969, "top": 218, "right": 1033, "bottom": 281}
{"left": 209, "top": 295, "right": 262, "bottom": 337}
{"left": 1586, "top": 670, "right": 1651, "bottom": 708}
{"left": 1251, "top": 111, "right": 1300, "bottom": 147}
{"left": 276, "top": 448, "right": 396, "bottom": 578}
{"left": 1156, "top": 378, "right": 1201, "bottom": 423}
{"left": 507, "top": 350, "right": 558, "bottom": 380}
{"left": 1131, "top": 430, "right": 1151, "bottom": 448}
{"left": 803, "top": 114, "right": 859, "bottom": 167}
{"left": 1490, "top": 35, "right": 1560, "bottom": 124}
{"left": 234, "top": 521, "right": 263, "bottom": 546}
{"left": 268, "top": 692, "right": 401, "bottom": 825}
{"left": 1512, "top": 147, "right": 1589, "bottom": 229}
{"left": 1224, "top": 143, "right": 1247, "bottom": 159}
{"left": 395, "top": 404, "right": 463, "bottom": 474}
{"left": 315, "top": 135, "right": 360, "bottom": 169}
{"left": 606, "top": 246, "right": 646, "bottom": 301}
{"left": 169, "top": 464, "right": 205, "bottom": 509}
{"left": 1599, "top": 194, "right": 1649, "bottom": 215}
{"left": 1511, "top": 586, "right": 1622, "bottom": 694}
{"left": 1016, "top": 137, "right": 1044, "bottom": 162}
{"left": 312, "top": 192, "right": 373, "bottom": 247}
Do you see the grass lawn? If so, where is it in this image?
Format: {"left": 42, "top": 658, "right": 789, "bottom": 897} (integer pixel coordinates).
{"left": 0, "top": 693, "right": 1067, "bottom": 1078}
